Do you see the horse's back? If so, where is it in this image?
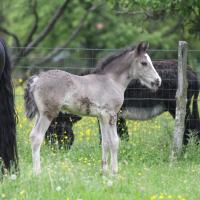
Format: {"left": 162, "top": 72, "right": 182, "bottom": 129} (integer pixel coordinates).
{"left": 32, "top": 70, "right": 75, "bottom": 116}
{"left": 36, "top": 70, "right": 74, "bottom": 92}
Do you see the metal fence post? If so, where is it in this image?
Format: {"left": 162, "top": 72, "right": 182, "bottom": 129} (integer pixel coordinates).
{"left": 170, "top": 41, "right": 188, "bottom": 161}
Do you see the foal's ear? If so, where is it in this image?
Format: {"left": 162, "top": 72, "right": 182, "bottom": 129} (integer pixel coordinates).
{"left": 136, "top": 41, "right": 149, "bottom": 55}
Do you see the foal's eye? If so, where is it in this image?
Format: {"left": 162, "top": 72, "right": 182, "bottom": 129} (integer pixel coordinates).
{"left": 141, "top": 61, "right": 147, "bottom": 66}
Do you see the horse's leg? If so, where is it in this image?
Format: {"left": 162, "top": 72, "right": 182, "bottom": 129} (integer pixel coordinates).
{"left": 168, "top": 101, "right": 191, "bottom": 145}
{"left": 45, "top": 123, "right": 54, "bottom": 145}
{"left": 168, "top": 103, "right": 176, "bottom": 119}
{"left": 183, "top": 106, "right": 191, "bottom": 145}
{"left": 66, "top": 129, "right": 75, "bottom": 149}
{"left": 57, "top": 124, "right": 63, "bottom": 148}
{"left": 117, "top": 116, "right": 129, "bottom": 141}
{"left": 63, "top": 125, "right": 74, "bottom": 149}
{"left": 99, "top": 117, "right": 109, "bottom": 173}
{"left": 98, "top": 116, "right": 127, "bottom": 146}
{"left": 30, "top": 114, "right": 52, "bottom": 175}
{"left": 108, "top": 115, "right": 119, "bottom": 174}
{"left": 99, "top": 114, "right": 119, "bottom": 174}
{"left": 97, "top": 119, "right": 102, "bottom": 145}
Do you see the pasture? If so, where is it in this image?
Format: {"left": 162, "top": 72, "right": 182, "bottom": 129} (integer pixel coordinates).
{"left": 1, "top": 87, "right": 200, "bottom": 200}
{"left": 1, "top": 1, "right": 200, "bottom": 199}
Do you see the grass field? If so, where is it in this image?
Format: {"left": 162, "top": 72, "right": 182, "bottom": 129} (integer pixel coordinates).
{"left": 1, "top": 87, "right": 200, "bottom": 200}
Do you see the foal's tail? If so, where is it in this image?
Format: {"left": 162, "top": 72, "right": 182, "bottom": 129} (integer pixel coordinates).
{"left": 24, "top": 75, "right": 38, "bottom": 120}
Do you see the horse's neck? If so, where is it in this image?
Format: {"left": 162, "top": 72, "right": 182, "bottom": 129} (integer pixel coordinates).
{"left": 107, "top": 66, "right": 133, "bottom": 92}
{"left": 104, "top": 57, "right": 133, "bottom": 91}
{"left": 110, "top": 72, "right": 132, "bottom": 91}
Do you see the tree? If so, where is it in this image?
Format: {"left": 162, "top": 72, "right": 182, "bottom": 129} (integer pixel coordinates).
{"left": 1, "top": 0, "right": 200, "bottom": 73}
{"left": 0, "top": 0, "right": 101, "bottom": 67}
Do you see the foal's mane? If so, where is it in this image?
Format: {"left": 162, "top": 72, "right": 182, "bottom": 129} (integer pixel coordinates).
{"left": 92, "top": 45, "right": 136, "bottom": 74}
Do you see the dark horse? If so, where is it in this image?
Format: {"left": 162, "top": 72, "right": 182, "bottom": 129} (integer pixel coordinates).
{"left": 0, "top": 38, "right": 18, "bottom": 174}
{"left": 118, "top": 60, "right": 200, "bottom": 144}
{"left": 45, "top": 112, "right": 81, "bottom": 149}
{"left": 45, "top": 60, "right": 200, "bottom": 148}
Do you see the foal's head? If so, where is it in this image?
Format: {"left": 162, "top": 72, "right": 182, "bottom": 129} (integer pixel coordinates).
{"left": 130, "top": 41, "right": 161, "bottom": 91}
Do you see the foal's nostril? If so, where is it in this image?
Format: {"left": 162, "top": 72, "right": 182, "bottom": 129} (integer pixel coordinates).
{"left": 155, "top": 78, "right": 160, "bottom": 87}
{"left": 151, "top": 79, "right": 160, "bottom": 88}
{"left": 151, "top": 81, "right": 155, "bottom": 87}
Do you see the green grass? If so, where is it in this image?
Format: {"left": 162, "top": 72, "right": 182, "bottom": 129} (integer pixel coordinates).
{"left": 1, "top": 87, "right": 200, "bottom": 200}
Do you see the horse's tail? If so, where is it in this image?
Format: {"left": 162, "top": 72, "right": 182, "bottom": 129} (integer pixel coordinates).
{"left": 0, "top": 38, "right": 18, "bottom": 172}
{"left": 24, "top": 75, "right": 39, "bottom": 120}
{"left": 191, "top": 73, "right": 200, "bottom": 120}
{"left": 192, "top": 90, "right": 200, "bottom": 120}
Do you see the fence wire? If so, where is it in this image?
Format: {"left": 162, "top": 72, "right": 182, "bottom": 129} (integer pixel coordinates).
{"left": 12, "top": 47, "right": 200, "bottom": 138}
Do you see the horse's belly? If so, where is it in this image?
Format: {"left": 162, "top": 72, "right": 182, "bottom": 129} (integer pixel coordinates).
{"left": 62, "top": 105, "right": 99, "bottom": 117}
{"left": 63, "top": 97, "right": 105, "bottom": 117}
{"left": 120, "top": 104, "right": 166, "bottom": 120}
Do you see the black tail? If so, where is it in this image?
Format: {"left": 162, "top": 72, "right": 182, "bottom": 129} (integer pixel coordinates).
{"left": 188, "top": 80, "right": 200, "bottom": 138}
{"left": 0, "top": 38, "right": 18, "bottom": 173}
{"left": 191, "top": 73, "right": 200, "bottom": 120}
{"left": 24, "top": 75, "right": 38, "bottom": 120}
{"left": 192, "top": 90, "right": 200, "bottom": 120}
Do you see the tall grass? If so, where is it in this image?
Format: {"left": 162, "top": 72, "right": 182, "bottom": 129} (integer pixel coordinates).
{"left": 1, "top": 87, "right": 200, "bottom": 200}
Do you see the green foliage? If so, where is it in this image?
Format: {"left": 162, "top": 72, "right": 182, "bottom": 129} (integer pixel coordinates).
{"left": 1, "top": 0, "right": 200, "bottom": 49}
{"left": 1, "top": 0, "right": 200, "bottom": 70}
{"left": 111, "top": 0, "right": 200, "bottom": 39}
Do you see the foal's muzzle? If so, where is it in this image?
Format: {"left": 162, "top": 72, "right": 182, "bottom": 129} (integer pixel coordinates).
{"left": 151, "top": 78, "right": 161, "bottom": 91}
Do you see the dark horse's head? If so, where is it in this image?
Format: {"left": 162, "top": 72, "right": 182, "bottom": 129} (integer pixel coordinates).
{"left": 0, "top": 38, "right": 18, "bottom": 174}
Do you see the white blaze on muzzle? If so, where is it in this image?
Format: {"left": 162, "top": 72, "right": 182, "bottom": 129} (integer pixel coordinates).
{"left": 145, "top": 54, "right": 162, "bottom": 88}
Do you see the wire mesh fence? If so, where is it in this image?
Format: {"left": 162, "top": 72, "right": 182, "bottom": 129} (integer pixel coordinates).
{"left": 10, "top": 47, "right": 200, "bottom": 71}
{"left": 12, "top": 46, "right": 200, "bottom": 148}
{"left": 11, "top": 46, "right": 200, "bottom": 92}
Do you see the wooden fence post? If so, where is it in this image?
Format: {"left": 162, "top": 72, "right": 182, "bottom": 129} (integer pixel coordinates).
{"left": 170, "top": 41, "right": 188, "bottom": 161}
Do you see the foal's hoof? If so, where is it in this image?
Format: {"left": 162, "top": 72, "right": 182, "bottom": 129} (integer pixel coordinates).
{"left": 101, "top": 161, "right": 109, "bottom": 175}
{"left": 100, "top": 166, "right": 109, "bottom": 176}
{"left": 101, "top": 168, "right": 109, "bottom": 176}
{"left": 33, "top": 169, "right": 41, "bottom": 176}
{"left": 110, "top": 169, "right": 118, "bottom": 176}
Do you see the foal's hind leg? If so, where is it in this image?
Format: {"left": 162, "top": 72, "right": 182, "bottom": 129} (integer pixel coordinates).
{"left": 30, "top": 114, "right": 52, "bottom": 175}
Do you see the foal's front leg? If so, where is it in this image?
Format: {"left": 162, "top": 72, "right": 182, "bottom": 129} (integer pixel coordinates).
{"left": 99, "top": 117, "right": 109, "bottom": 173}
{"left": 30, "top": 114, "right": 52, "bottom": 175}
{"left": 99, "top": 114, "right": 119, "bottom": 174}
{"left": 108, "top": 115, "right": 119, "bottom": 174}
